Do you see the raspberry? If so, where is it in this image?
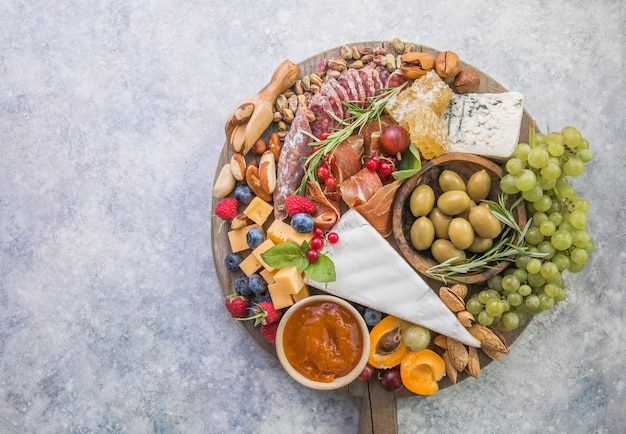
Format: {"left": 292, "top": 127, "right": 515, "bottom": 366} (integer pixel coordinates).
{"left": 215, "top": 198, "right": 239, "bottom": 220}
{"left": 284, "top": 195, "right": 316, "bottom": 217}
{"left": 225, "top": 293, "right": 249, "bottom": 319}
{"left": 247, "top": 301, "right": 282, "bottom": 326}
{"left": 260, "top": 321, "right": 279, "bottom": 344}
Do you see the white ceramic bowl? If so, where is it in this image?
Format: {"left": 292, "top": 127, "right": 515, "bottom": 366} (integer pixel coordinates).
{"left": 275, "top": 295, "right": 370, "bottom": 390}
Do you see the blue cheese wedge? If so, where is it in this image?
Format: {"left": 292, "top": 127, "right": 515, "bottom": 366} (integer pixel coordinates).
{"left": 443, "top": 92, "right": 524, "bottom": 161}
{"left": 304, "top": 209, "right": 480, "bottom": 348}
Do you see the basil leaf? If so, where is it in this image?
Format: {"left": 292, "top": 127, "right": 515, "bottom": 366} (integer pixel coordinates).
{"left": 261, "top": 242, "right": 303, "bottom": 269}
{"left": 393, "top": 142, "right": 421, "bottom": 180}
{"left": 392, "top": 168, "right": 420, "bottom": 181}
{"left": 304, "top": 254, "right": 336, "bottom": 283}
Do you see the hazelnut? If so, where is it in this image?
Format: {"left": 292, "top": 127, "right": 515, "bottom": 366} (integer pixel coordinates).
{"left": 435, "top": 51, "right": 461, "bottom": 78}
{"left": 453, "top": 68, "right": 481, "bottom": 93}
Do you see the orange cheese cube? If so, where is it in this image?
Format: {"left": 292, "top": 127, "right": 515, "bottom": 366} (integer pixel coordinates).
{"left": 251, "top": 239, "right": 276, "bottom": 272}
{"left": 273, "top": 265, "right": 305, "bottom": 295}
{"left": 267, "top": 219, "right": 313, "bottom": 246}
{"left": 239, "top": 253, "right": 262, "bottom": 276}
{"left": 260, "top": 268, "right": 277, "bottom": 284}
{"left": 270, "top": 290, "right": 294, "bottom": 310}
{"left": 292, "top": 285, "right": 311, "bottom": 303}
{"left": 227, "top": 224, "right": 263, "bottom": 253}
{"left": 268, "top": 279, "right": 293, "bottom": 296}
{"left": 243, "top": 197, "right": 273, "bottom": 226}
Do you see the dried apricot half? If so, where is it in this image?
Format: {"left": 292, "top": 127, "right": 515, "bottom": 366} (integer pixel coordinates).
{"left": 400, "top": 349, "right": 446, "bottom": 395}
{"left": 368, "top": 315, "right": 407, "bottom": 369}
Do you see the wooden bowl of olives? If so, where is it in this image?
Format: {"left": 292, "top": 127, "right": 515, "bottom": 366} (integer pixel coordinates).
{"left": 392, "top": 153, "right": 527, "bottom": 284}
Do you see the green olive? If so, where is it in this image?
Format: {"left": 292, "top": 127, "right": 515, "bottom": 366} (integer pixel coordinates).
{"left": 438, "top": 169, "right": 467, "bottom": 192}
{"left": 467, "top": 236, "right": 493, "bottom": 253}
{"left": 428, "top": 207, "right": 452, "bottom": 240}
{"left": 410, "top": 216, "right": 435, "bottom": 251}
{"left": 431, "top": 239, "right": 467, "bottom": 264}
{"left": 467, "top": 169, "right": 492, "bottom": 202}
{"left": 448, "top": 217, "right": 475, "bottom": 250}
{"left": 469, "top": 205, "right": 502, "bottom": 239}
{"left": 437, "top": 190, "right": 472, "bottom": 216}
{"left": 458, "top": 200, "right": 477, "bottom": 220}
{"left": 410, "top": 184, "right": 435, "bottom": 217}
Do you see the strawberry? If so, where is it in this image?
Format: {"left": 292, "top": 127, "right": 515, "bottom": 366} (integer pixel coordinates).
{"left": 260, "top": 321, "right": 279, "bottom": 344}
{"left": 284, "top": 195, "right": 316, "bottom": 217}
{"left": 225, "top": 292, "right": 249, "bottom": 319}
{"left": 247, "top": 301, "right": 282, "bottom": 326}
{"left": 215, "top": 198, "right": 239, "bottom": 220}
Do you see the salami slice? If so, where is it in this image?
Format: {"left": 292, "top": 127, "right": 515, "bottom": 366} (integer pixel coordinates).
{"left": 309, "top": 92, "right": 340, "bottom": 138}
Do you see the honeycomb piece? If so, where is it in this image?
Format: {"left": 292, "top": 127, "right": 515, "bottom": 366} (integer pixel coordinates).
{"left": 386, "top": 70, "right": 454, "bottom": 121}
{"left": 403, "top": 102, "right": 448, "bottom": 160}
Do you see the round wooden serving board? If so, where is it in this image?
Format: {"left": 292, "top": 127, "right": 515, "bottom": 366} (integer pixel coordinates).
{"left": 212, "top": 41, "right": 536, "bottom": 434}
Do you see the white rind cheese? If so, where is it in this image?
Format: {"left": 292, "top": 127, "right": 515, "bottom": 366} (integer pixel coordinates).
{"left": 304, "top": 209, "right": 480, "bottom": 348}
{"left": 443, "top": 92, "right": 524, "bottom": 161}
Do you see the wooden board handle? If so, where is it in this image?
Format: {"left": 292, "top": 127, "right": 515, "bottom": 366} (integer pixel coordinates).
{"left": 260, "top": 59, "right": 301, "bottom": 101}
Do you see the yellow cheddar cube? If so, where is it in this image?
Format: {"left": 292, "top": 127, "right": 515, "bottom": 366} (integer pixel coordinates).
{"left": 267, "top": 219, "right": 313, "bottom": 246}
{"left": 227, "top": 224, "right": 263, "bottom": 253}
{"left": 239, "top": 253, "right": 262, "bottom": 276}
{"left": 273, "top": 265, "right": 305, "bottom": 295}
{"left": 292, "top": 285, "right": 311, "bottom": 303}
{"left": 270, "top": 290, "right": 294, "bottom": 310}
{"left": 268, "top": 279, "right": 293, "bottom": 296}
{"left": 260, "top": 268, "right": 277, "bottom": 284}
{"left": 251, "top": 239, "right": 276, "bottom": 272}
{"left": 243, "top": 197, "right": 273, "bottom": 226}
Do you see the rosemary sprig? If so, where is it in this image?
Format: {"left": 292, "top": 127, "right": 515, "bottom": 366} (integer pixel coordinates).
{"left": 295, "top": 83, "right": 408, "bottom": 194}
{"left": 426, "top": 194, "right": 548, "bottom": 283}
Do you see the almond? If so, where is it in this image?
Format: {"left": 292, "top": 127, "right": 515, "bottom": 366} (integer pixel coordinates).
{"left": 456, "top": 311, "right": 475, "bottom": 328}
{"left": 466, "top": 346, "right": 480, "bottom": 378}
{"left": 447, "top": 337, "right": 469, "bottom": 371}
{"left": 251, "top": 138, "right": 267, "bottom": 155}
{"left": 468, "top": 324, "right": 510, "bottom": 354}
{"left": 433, "top": 334, "right": 448, "bottom": 350}
{"left": 442, "top": 350, "right": 458, "bottom": 385}
{"left": 482, "top": 346, "right": 503, "bottom": 361}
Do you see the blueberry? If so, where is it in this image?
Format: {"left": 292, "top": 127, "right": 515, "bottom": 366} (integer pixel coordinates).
{"left": 291, "top": 213, "right": 314, "bottom": 234}
{"left": 224, "top": 253, "right": 243, "bottom": 271}
{"left": 255, "top": 290, "right": 271, "bottom": 303}
{"left": 247, "top": 273, "right": 267, "bottom": 296}
{"left": 363, "top": 308, "right": 382, "bottom": 327}
{"left": 234, "top": 185, "right": 254, "bottom": 204}
{"left": 246, "top": 228, "right": 264, "bottom": 249}
{"left": 352, "top": 302, "right": 367, "bottom": 316}
{"left": 233, "top": 274, "right": 251, "bottom": 296}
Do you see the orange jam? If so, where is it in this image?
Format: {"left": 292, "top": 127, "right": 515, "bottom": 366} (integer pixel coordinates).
{"left": 282, "top": 299, "right": 364, "bottom": 383}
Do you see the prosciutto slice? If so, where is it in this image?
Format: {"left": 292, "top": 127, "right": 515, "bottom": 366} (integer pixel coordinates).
{"left": 273, "top": 107, "right": 312, "bottom": 220}
{"left": 330, "top": 135, "right": 364, "bottom": 183}
{"left": 305, "top": 181, "right": 341, "bottom": 230}
{"left": 355, "top": 179, "right": 402, "bottom": 237}
{"left": 339, "top": 168, "right": 383, "bottom": 209}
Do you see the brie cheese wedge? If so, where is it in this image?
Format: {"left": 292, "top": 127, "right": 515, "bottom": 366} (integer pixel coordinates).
{"left": 304, "top": 209, "right": 480, "bottom": 347}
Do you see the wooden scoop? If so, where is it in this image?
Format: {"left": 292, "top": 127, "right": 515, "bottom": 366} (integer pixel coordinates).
{"left": 225, "top": 60, "right": 301, "bottom": 154}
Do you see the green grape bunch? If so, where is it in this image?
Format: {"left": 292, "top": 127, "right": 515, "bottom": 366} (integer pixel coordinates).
{"left": 469, "top": 125, "right": 594, "bottom": 330}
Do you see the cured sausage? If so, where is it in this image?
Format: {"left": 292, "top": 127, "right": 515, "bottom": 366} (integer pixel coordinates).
{"left": 273, "top": 107, "right": 313, "bottom": 220}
